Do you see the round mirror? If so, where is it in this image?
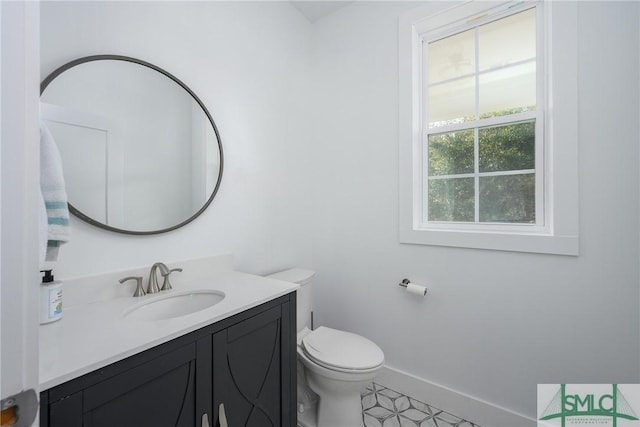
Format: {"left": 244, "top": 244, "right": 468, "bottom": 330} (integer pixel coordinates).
{"left": 40, "top": 55, "right": 223, "bottom": 234}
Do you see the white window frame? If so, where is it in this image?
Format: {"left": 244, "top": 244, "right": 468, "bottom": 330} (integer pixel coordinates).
{"left": 399, "top": 0, "right": 579, "bottom": 256}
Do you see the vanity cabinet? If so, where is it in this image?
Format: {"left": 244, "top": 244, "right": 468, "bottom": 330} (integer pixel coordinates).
{"left": 213, "top": 304, "right": 294, "bottom": 427}
{"left": 39, "top": 293, "right": 296, "bottom": 427}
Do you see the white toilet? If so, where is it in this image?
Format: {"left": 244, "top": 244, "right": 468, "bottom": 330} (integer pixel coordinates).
{"left": 267, "top": 268, "right": 384, "bottom": 427}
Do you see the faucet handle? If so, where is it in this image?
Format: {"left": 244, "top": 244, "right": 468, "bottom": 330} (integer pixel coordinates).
{"left": 160, "top": 267, "right": 183, "bottom": 291}
{"left": 119, "top": 276, "right": 145, "bottom": 297}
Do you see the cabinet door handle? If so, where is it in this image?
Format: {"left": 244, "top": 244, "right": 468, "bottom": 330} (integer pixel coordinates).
{"left": 218, "top": 403, "right": 228, "bottom": 427}
{"left": 201, "top": 413, "right": 210, "bottom": 427}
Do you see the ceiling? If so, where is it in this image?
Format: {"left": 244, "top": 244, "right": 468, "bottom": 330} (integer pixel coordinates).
{"left": 290, "top": 1, "right": 353, "bottom": 22}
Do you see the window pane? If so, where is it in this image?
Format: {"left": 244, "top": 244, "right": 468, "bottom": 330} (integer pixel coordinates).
{"left": 479, "top": 121, "right": 535, "bottom": 173}
{"left": 479, "top": 174, "right": 535, "bottom": 223}
{"left": 428, "top": 130, "right": 474, "bottom": 176}
{"left": 479, "top": 62, "right": 536, "bottom": 118}
{"left": 428, "top": 77, "right": 475, "bottom": 128}
{"left": 428, "top": 178, "right": 474, "bottom": 222}
{"left": 478, "top": 8, "right": 536, "bottom": 71}
{"left": 427, "top": 29, "right": 475, "bottom": 83}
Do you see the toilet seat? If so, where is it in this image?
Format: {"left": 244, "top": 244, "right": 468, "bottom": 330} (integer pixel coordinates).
{"left": 301, "top": 327, "right": 384, "bottom": 372}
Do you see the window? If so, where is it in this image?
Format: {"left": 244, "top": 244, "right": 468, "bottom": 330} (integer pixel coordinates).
{"left": 399, "top": 0, "right": 579, "bottom": 255}
{"left": 425, "top": 7, "right": 540, "bottom": 226}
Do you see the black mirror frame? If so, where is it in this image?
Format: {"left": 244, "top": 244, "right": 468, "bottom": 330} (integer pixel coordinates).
{"left": 41, "top": 54, "right": 224, "bottom": 235}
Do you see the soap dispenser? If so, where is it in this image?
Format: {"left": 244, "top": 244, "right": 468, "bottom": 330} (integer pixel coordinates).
{"left": 39, "top": 269, "right": 63, "bottom": 324}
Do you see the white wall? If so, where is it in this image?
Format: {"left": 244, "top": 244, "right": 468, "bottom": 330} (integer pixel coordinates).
{"left": 309, "top": 0, "right": 640, "bottom": 420}
{"left": 40, "top": 1, "right": 313, "bottom": 278}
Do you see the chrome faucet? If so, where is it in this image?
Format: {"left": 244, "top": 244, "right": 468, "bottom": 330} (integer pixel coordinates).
{"left": 160, "top": 267, "right": 183, "bottom": 291}
{"left": 147, "top": 262, "right": 169, "bottom": 294}
{"left": 147, "top": 262, "right": 182, "bottom": 294}
{"left": 120, "top": 276, "right": 145, "bottom": 297}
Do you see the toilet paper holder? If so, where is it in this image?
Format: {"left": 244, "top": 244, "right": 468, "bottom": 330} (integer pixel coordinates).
{"left": 398, "top": 278, "right": 428, "bottom": 296}
{"left": 398, "top": 278, "right": 411, "bottom": 288}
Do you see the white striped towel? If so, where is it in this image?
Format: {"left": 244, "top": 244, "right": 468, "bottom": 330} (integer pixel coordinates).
{"left": 40, "top": 121, "right": 70, "bottom": 262}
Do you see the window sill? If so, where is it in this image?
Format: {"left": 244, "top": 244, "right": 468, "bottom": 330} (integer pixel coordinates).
{"left": 399, "top": 227, "right": 579, "bottom": 256}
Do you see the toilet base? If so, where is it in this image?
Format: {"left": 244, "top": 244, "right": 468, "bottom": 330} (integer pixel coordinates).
{"left": 296, "top": 381, "right": 369, "bottom": 427}
{"left": 297, "top": 403, "right": 318, "bottom": 427}
{"left": 297, "top": 395, "right": 364, "bottom": 427}
{"left": 316, "top": 390, "right": 363, "bottom": 427}
{"left": 305, "top": 367, "right": 373, "bottom": 427}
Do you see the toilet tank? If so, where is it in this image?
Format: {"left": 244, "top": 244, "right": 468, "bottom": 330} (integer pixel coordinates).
{"left": 267, "top": 268, "right": 315, "bottom": 332}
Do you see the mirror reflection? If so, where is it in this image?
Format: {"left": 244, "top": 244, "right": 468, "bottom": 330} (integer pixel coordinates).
{"left": 40, "top": 56, "right": 223, "bottom": 234}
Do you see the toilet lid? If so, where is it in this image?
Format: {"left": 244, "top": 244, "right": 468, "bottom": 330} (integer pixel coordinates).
{"left": 301, "top": 327, "right": 384, "bottom": 371}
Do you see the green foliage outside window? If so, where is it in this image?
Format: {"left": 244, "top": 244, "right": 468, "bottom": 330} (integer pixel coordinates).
{"left": 427, "top": 112, "right": 536, "bottom": 223}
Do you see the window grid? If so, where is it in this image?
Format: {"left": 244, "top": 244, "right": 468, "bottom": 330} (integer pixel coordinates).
{"left": 473, "top": 26, "right": 480, "bottom": 223}
{"left": 421, "top": 4, "right": 541, "bottom": 227}
{"left": 427, "top": 56, "right": 536, "bottom": 92}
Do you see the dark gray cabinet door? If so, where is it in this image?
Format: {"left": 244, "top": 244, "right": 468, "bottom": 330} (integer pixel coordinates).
{"left": 48, "top": 392, "right": 82, "bottom": 427}
{"left": 43, "top": 336, "right": 212, "bottom": 427}
{"left": 212, "top": 301, "right": 294, "bottom": 427}
{"left": 82, "top": 342, "right": 198, "bottom": 427}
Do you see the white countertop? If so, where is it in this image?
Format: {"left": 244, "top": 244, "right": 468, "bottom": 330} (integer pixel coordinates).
{"left": 39, "top": 268, "right": 298, "bottom": 390}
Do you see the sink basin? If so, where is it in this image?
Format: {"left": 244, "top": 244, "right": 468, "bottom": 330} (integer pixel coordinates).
{"left": 124, "top": 290, "right": 225, "bottom": 321}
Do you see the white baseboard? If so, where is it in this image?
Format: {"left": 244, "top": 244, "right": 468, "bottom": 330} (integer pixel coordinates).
{"left": 376, "top": 365, "right": 537, "bottom": 427}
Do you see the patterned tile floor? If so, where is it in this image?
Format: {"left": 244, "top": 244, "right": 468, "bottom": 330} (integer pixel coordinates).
{"left": 361, "top": 383, "right": 481, "bottom": 427}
